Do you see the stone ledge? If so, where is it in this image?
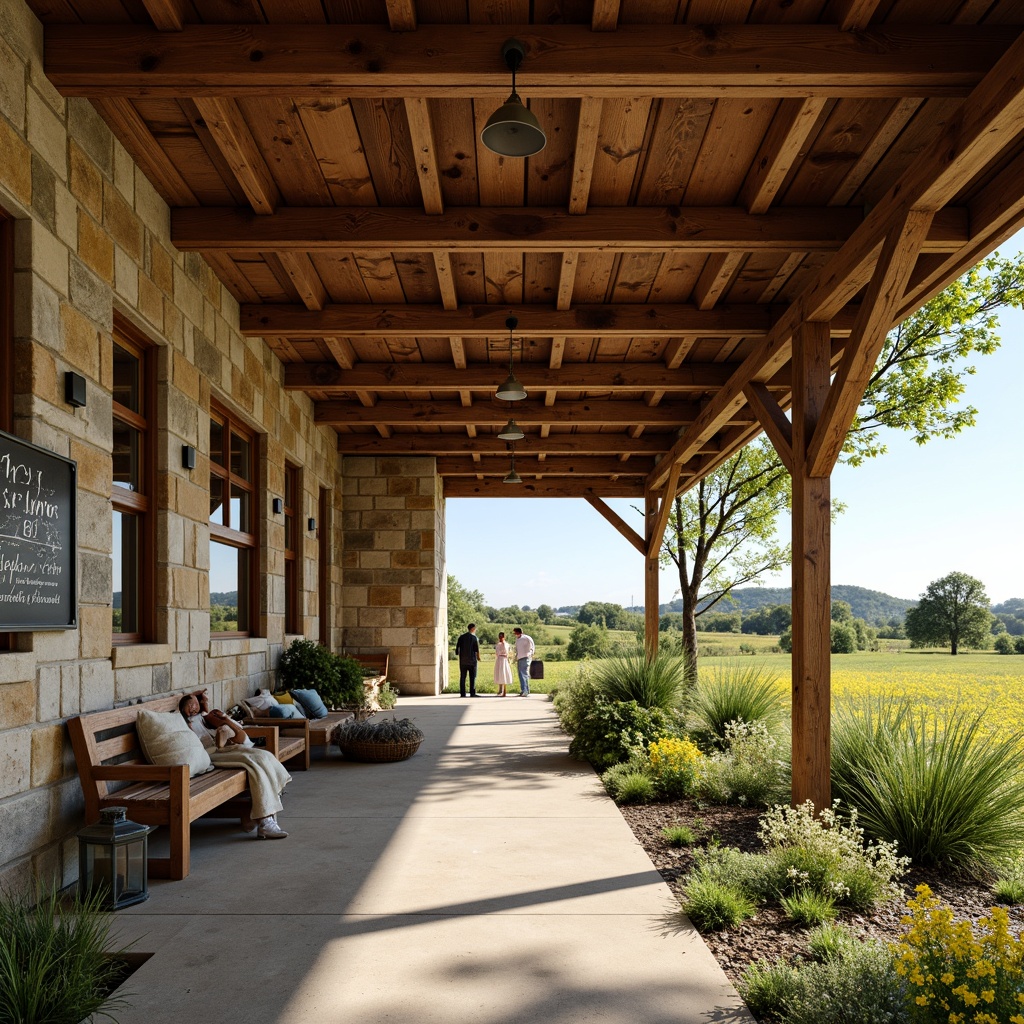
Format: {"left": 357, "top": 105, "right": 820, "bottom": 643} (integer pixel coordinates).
{"left": 208, "top": 636, "right": 269, "bottom": 658}
{"left": 111, "top": 643, "right": 172, "bottom": 669}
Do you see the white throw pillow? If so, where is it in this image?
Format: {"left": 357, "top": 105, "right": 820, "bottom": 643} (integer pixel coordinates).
{"left": 137, "top": 709, "right": 213, "bottom": 777}
{"left": 246, "top": 689, "right": 279, "bottom": 712}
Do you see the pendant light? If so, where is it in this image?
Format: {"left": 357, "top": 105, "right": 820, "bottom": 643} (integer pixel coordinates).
{"left": 481, "top": 39, "right": 547, "bottom": 158}
{"left": 495, "top": 315, "right": 527, "bottom": 401}
{"left": 497, "top": 417, "right": 524, "bottom": 441}
{"left": 503, "top": 443, "right": 522, "bottom": 485}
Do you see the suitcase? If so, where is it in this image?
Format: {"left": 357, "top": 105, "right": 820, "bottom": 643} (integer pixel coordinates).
{"left": 529, "top": 659, "right": 544, "bottom": 680}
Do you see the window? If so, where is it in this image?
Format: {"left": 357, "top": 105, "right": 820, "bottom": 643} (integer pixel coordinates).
{"left": 111, "top": 323, "right": 154, "bottom": 643}
{"left": 209, "top": 404, "right": 257, "bottom": 635}
{"left": 284, "top": 463, "right": 298, "bottom": 634}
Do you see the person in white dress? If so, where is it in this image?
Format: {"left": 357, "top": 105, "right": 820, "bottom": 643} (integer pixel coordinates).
{"left": 493, "top": 632, "right": 513, "bottom": 697}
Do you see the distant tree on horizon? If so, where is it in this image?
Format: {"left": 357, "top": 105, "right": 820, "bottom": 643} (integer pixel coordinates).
{"left": 904, "top": 571, "right": 993, "bottom": 655}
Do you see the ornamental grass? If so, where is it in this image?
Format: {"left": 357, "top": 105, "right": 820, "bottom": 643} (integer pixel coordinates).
{"left": 689, "top": 660, "right": 788, "bottom": 741}
{"left": 591, "top": 646, "right": 689, "bottom": 711}
{"left": 832, "top": 697, "right": 1024, "bottom": 873}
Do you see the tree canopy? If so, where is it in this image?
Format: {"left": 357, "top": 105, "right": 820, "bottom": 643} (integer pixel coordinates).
{"left": 904, "top": 571, "right": 993, "bottom": 655}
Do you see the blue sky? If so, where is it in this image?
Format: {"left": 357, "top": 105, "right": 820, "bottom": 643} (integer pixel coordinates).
{"left": 447, "top": 244, "right": 1024, "bottom": 611}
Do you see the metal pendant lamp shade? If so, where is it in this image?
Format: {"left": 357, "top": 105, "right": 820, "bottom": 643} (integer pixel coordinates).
{"left": 496, "top": 315, "right": 527, "bottom": 401}
{"left": 481, "top": 40, "right": 546, "bottom": 158}
{"left": 503, "top": 465, "right": 523, "bottom": 484}
{"left": 497, "top": 417, "right": 524, "bottom": 441}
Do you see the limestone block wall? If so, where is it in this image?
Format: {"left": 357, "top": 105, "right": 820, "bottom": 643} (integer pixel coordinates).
{"left": 0, "top": 0, "right": 344, "bottom": 889}
{"left": 341, "top": 457, "right": 447, "bottom": 696}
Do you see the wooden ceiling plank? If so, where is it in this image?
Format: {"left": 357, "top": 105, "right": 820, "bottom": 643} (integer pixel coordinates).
{"left": 191, "top": 97, "right": 281, "bottom": 214}
{"left": 92, "top": 99, "right": 198, "bottom": 207}
{"left": 140, "top": 0, "right": 184, "bottom": 31}
{"left": 663, "top": 337, "right": 695, "bottom": 368}
{"left": 807, "top": 208, "right": 934, "bottom": 477}
{"left": 314, "top": 397, "right": 720, "bottom": 425}
{"left": 385, "top": 0, "right": 417, "bottom": 30}
{"left": 446, "top": 478, "right": 644, "bottom": 498}
{"left": 569, "top": 98, "right": 604, "bottom": 215}
{"left": 584, "top": 495, "right": 646, "bottom": 553}
{"left": 295, "top": 98, "right": 377, "bottom": 207}
{"left": 591, "top": 0, "right": 621, "bottom": 31}
{"left": 828, "top": 98, "right": 923, "bottom": 206}
{"left": 47, "top": 24, "right": 1014, "bottom": 98}
{"left": 171, "top": 204, "right": 966, "bottom": 253}
{"left": 741, "top": 98, "right": 829, "bottom": 214}
{"left": 404, "top": 97, "right": 444, "bottom": 215}
{"left": 831, "top": 0, "right": 885, "bottom": 31}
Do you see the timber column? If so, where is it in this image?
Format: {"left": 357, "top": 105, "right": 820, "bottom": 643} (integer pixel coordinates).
{"left": 790, "top": 323, "right": 832, "bottom": 811}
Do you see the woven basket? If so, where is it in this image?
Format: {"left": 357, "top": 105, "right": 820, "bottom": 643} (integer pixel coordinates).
{"left": 336, "top": 737, "right": 422, "bottom": 763}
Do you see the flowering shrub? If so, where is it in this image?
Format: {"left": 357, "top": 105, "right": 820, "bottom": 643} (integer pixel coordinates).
{"left": 894, "top": 884, "right": 1024, "bottom": 1024}
{"left": 698, "top": 718, "right": 787, "bottom": 807}
{"left": 756, "top": 800, "right": 909, "bottom": 911}
{"left": 647, "top": 736, "right": 704, "bottom": 798}
{"left": 568, "top": 698, "right": 676, "bottom": 769}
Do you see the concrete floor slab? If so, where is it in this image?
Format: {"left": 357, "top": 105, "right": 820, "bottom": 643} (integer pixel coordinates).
{"left": 107, "top": 696, "right": 754, "bottom": 1023}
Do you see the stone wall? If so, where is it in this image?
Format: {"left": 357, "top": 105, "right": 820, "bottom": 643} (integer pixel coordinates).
{"left": 0, "top": 0, "right": 444, "bottom": 890}
{"left": 341, "top": 457, "right": 448, "bottom": 696}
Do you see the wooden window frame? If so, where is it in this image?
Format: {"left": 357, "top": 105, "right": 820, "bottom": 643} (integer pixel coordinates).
{"left": 284, "top": 463, "right": 299, "bottom": 635}
{"left": 318, "top": 487, "right": 329, "bottom": 645}
{"left": 209, "top": 402, "right": 259, "bottom": 638}
{"left": 111, "top": 320, "right": 156, "bottom": 645}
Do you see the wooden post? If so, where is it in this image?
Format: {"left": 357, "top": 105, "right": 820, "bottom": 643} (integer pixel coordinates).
{"left": 645, "top": 487, "right": 659, "bottom": 662}
{"left": 790, "top": 321, "right": 832, "bottom": 812}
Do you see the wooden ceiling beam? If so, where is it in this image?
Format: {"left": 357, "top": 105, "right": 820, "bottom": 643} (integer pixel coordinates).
{"left": 46, "top": 24, "right": 1013, "bottom": 99}
{"left": 437, "top": 456, "right": 655, "bottom": 476}
{"left": 649, "top": 28, "right": 1024, "bottom": 494}
{"left": 246, "top": 301, "right": 861, "bottom": 339}
{"left": 445, "top": 478, "right": 644, "bottom": 498}
{"left": 314, "top": 398, "right": 727, "bottom": 426}
{"left": 336, "top": 434, "right": 680, "bottom": 455}
{"left": 140, "top": 0, "right": 184, "bottom": 31}
{"left": 284, "top": 361, "right": 740, "bottom": 392}
{"left": 385, "top": 0, "right": 417, "bottom": 31}
{"left": 591, "top": 0, "right": 620, "bottom": 32}
{"left": 172, "top": 204, "right": 967, "bottom": 254}
{"left": 831, "top": 0, "right": 885, "bottom": 32}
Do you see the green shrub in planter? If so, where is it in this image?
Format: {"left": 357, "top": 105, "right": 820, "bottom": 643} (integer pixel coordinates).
{"left": 278, "top": 639, "right": 339, "bottom": 697}
{"left": 331, "top": 655, "right": 366, "bottom": 708}
{"left": 0, "top": 883, "right": 134, "bottom": 1024}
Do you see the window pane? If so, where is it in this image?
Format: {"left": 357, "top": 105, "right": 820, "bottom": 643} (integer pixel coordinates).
{"left": 210, "top": 418, "right": 225, "bottom": 467}
{"left": 230, "top": 482, "right": 250, "bottom": 533}
{"left": 113, "top": 510, "right": 139, "bottom": 634}
{"left": 112, "top": 419, "right": 140, "bottom": 491}
{"left": 210, "top": 542, "right": 240, "bottom": 632}
{"left": 230, "top": 430, "right": 251, "bottom": 481}
{"left": 209, "top": 476, "right": 224, "bottom": 525}
{"left": 112, "top": 343, "right": 140, "bottom": 414}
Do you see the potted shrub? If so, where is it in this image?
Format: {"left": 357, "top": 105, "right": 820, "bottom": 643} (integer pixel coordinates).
{"left": 277, "top": 638, "right": 339, "bottom": 696}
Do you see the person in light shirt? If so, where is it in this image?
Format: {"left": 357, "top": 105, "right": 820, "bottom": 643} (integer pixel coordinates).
{"left": 512, "top": 627, "right": 535, "bottom": 697}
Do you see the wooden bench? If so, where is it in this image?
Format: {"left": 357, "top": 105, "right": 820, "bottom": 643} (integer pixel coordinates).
{"left": 355, "top": 652, "right": 388, "bottom": 680}
{"left": 67, "top": 695, "right": 308, "bottom": 881}
{"left": 244, "top": 708, "right": 353, "bottom": 752}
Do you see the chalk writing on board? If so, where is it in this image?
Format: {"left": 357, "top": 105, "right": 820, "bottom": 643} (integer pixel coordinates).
{"left": 0, "top": 431, "right": 77, "bottom": 629}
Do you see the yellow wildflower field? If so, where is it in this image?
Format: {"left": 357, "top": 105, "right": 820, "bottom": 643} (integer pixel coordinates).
{"left": 716, "top": 650, "right": 1024, "bottom": 738}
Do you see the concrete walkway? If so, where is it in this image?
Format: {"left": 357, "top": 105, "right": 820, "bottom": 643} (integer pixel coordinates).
{"left": 108, "top": 696, "right": 754, "bottom": 1024}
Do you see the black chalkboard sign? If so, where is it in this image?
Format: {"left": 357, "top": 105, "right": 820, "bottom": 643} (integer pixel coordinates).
{"left": 0, "top": 430, "right": 77, "bottom": 630}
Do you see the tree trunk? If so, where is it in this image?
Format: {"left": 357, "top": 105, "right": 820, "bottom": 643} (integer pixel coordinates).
{"left": 951, "top": 637, "right": 958, "bottom": 655}
{"left": 681, "top": 583, "right": 699, "bottom": 688}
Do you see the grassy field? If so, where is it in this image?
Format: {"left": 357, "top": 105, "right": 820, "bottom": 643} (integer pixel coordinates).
{"left": 442, "top": 633, "right": 1024, "bottom": 730}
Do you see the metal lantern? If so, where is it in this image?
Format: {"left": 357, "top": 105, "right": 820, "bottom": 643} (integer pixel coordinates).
{"left": 78, "top": 806, "right": 155, "bottom": 910}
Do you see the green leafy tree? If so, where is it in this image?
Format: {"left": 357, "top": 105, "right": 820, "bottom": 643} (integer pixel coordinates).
{"left": 904, "top": 571, "right": 993, "bottom": 655}
{"left": 567, "top": 622, "right": 612, "bottom": 660}
{"left": 830, "top": 620, "right": 858, "bottom": 654}
{"left": 447, "top": 575, "right": 486, "bottom": 648}
{"left": 662, "top": 254, "right": 1024, "bottom": 676}
{"left": 994, "top": 633, "right": 1016, "bottom": 654}
{"left": 536, "top": 603, "right": 554, "bottom": 624}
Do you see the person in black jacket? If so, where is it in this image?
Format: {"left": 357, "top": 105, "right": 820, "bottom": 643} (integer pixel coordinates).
{"left": 454, "top": 623, "right": 481, "bottom": 697}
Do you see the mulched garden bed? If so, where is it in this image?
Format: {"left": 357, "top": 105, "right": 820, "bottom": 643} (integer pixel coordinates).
{"left": 619, "top": 798, "right": 1024, "bottom": 989}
